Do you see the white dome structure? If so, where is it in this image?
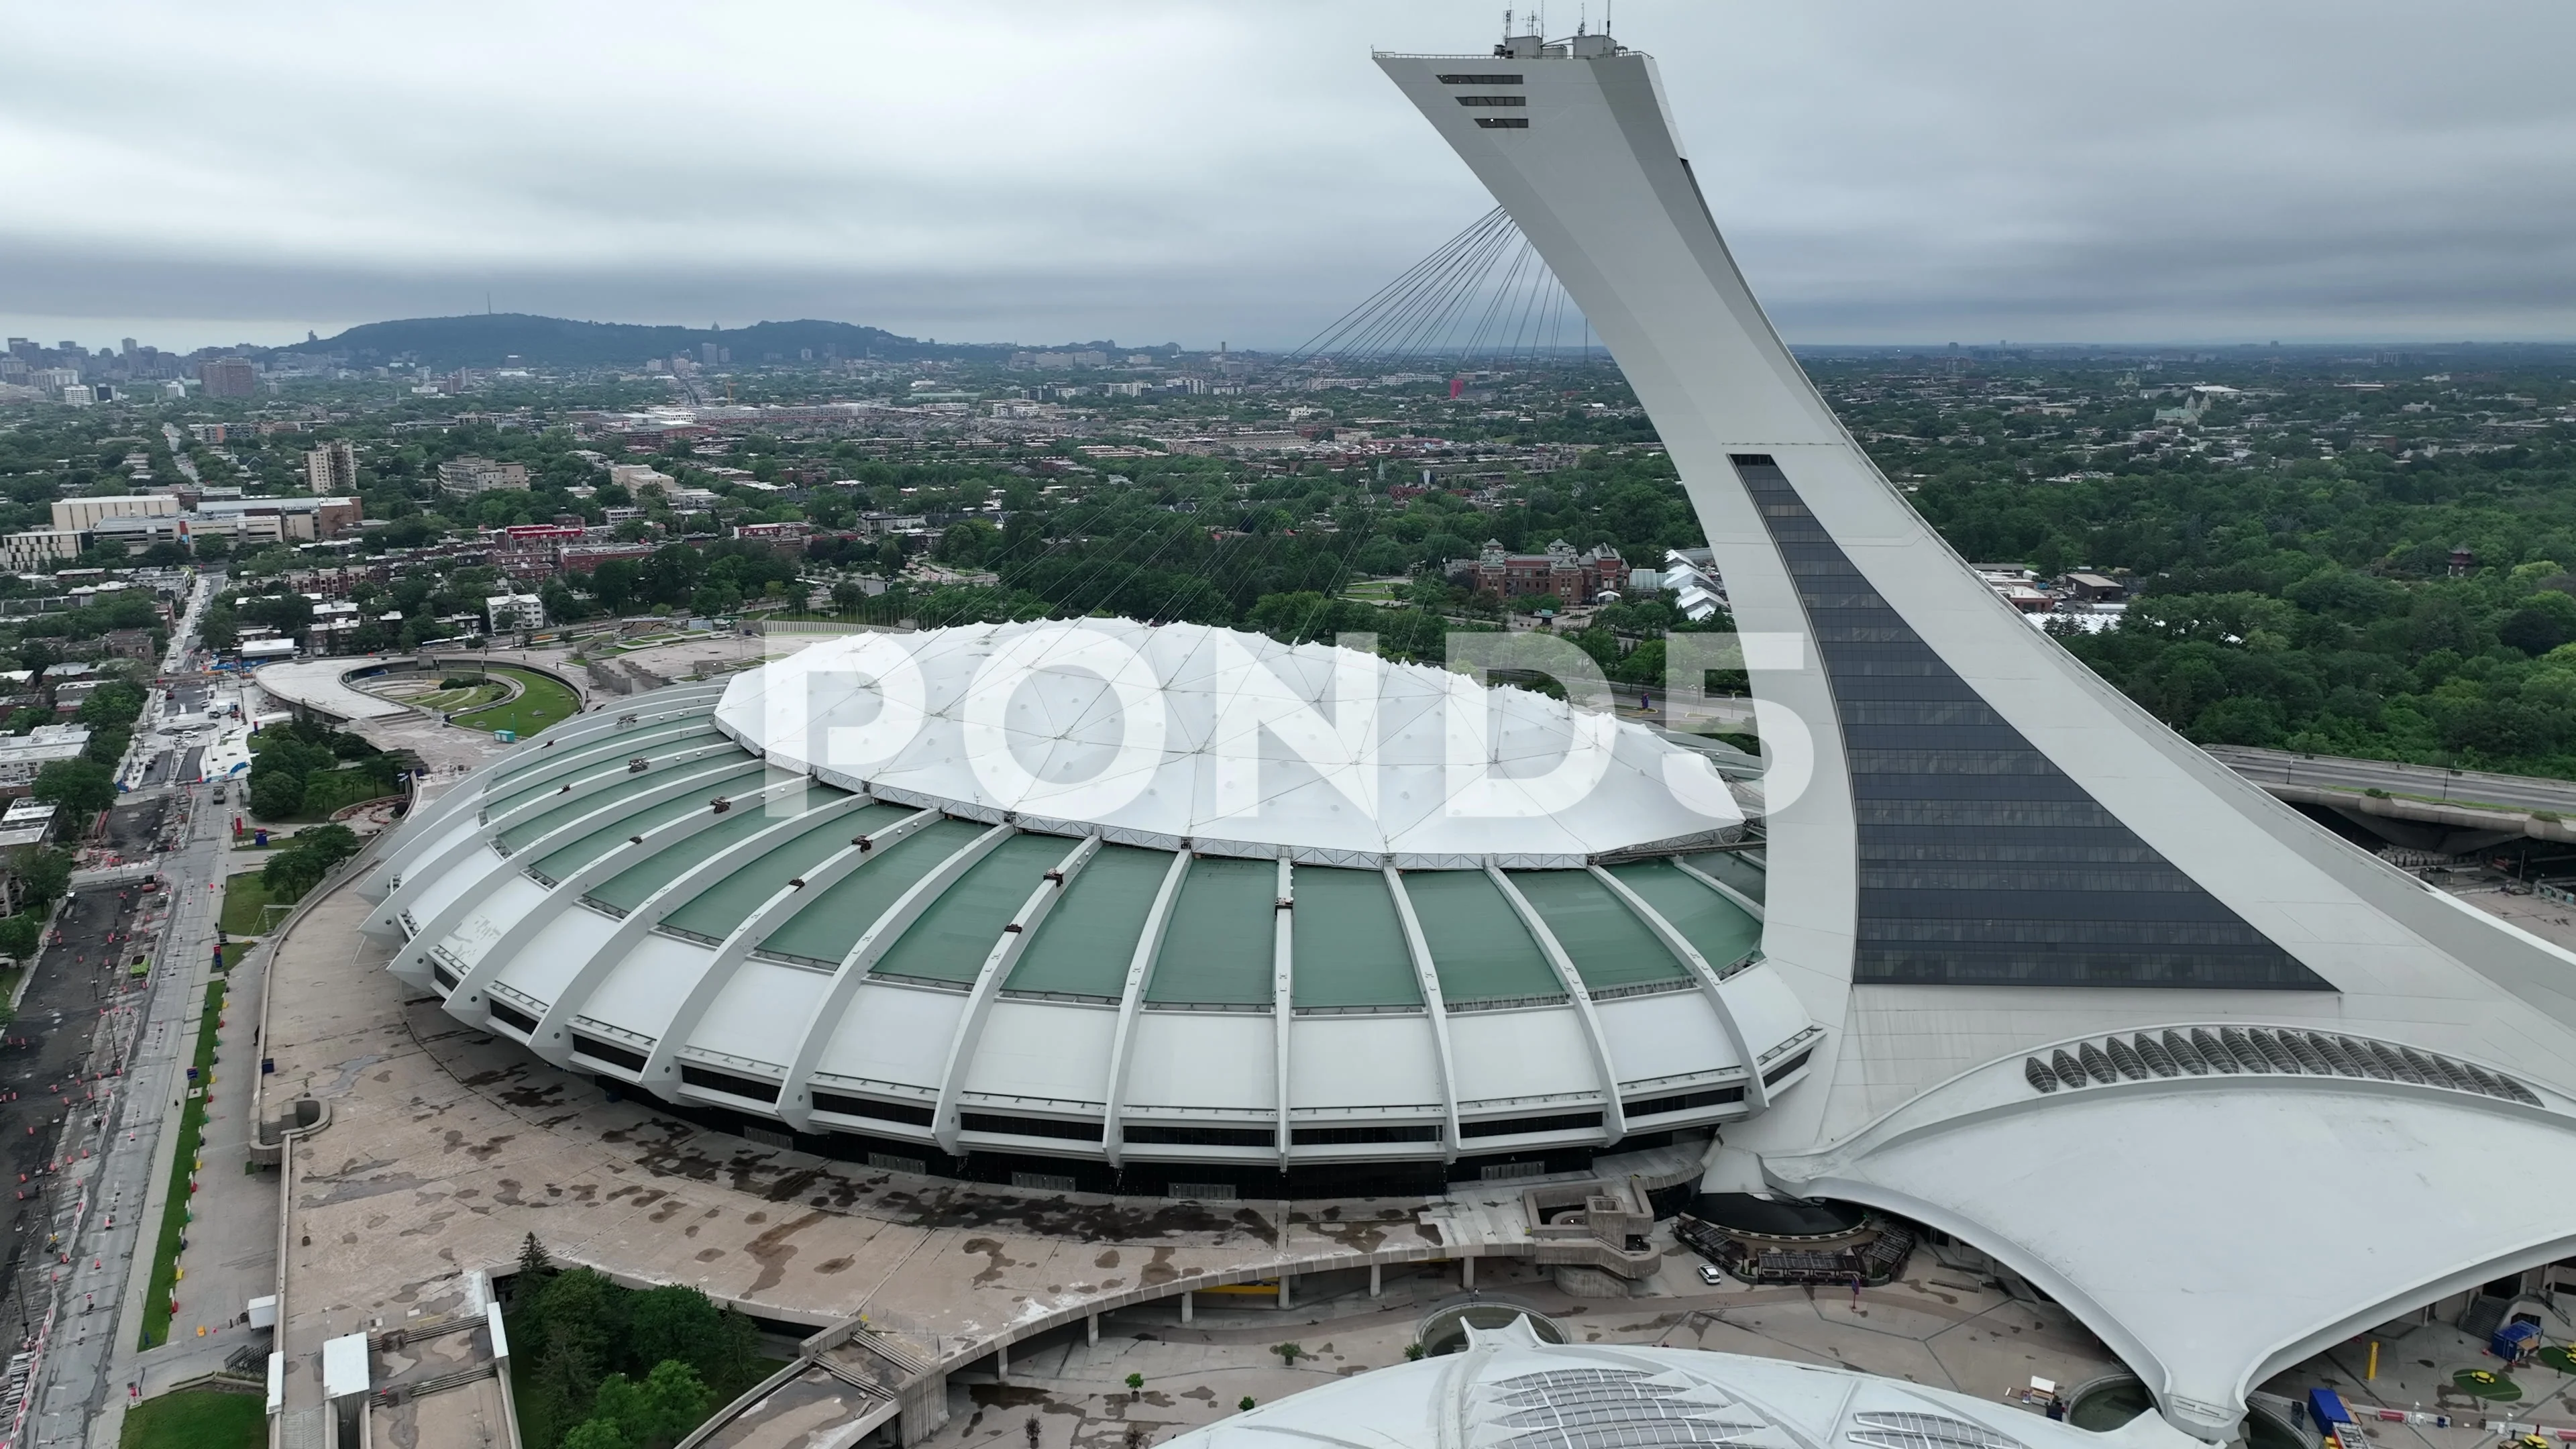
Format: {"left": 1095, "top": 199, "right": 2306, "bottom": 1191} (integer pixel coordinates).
{"left": 361, "top": 622, "right": 1814, "bottom": 1197}
{"left": 1161, "top": 1316, "right": 2198, "bottom": 1449}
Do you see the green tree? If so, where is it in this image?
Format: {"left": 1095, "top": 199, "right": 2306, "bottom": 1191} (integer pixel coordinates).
{"left": 74, "top": 682, "right": 147, "bottom": 728}
{"left": 935, "top": 520, "right": 998, "bottom": 566}
{"left": 588, "top": 1359, "right": 712, "bottom": 1448}
{"left": 558, "top": 1420, "right": 629, "bottom": 1449}
{"left": 9, "top": 847, "right": 72, "bottom": 905}
{"left": 528, "top": 1269, "right": 621, "bottom": 1429}
{"left": 32, "top": 759, "right": 113, "bottom": 818}
{"left": 198, "top": 606, "right": 239, "bottom": 652}
{"left": 0, "top": 914, "right": 39, "bottom": 963}
{"left": 624, "top": 1285, "right": 757, "bottom": 1391}
{"left": 590, "top": 559, "right": 641, "bottom": 614}
{"left": 248, "top": 769, "right": 305, "bottom": 820}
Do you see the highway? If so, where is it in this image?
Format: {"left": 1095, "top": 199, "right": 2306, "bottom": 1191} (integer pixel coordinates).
{"left": 2204, "top": 745, "right": 2576, "bottom": 816}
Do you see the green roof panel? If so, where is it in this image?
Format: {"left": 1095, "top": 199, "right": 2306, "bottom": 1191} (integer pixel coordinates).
{"left": 527, "top": 769, "right": 761, "bottom": 883}
{"left": 1611, "top": 861, "right": 1762, "bottom": 970}
{"left": 1402, "top": 870, "right": 1562, "bottom": 1005}
{"left": 1289, "top": 867, "right": 1421, "bottom": 1010}
{"left": 659, "top": 801, "right": 914, "bottom": 939}
{"left": 586, "top": 786, "right": 857, "bottom": 912}
{"left": 1004, "top": 845, "right": 1172, "bottom": 998}
{"left": 493, "top": 742, "right": 749, "bottom": 849}
{"left": 871, "top": 833, "right": 1071, "bottom": 984}
{"left": 1510, "top": 869, "right": 1686, "bottom": 991}
{"left": 755, "top": 816, "right": 989, "bottom": 965}
{"left": 1145, "top": 857, "right": 1275, "bottom": 1006}
{"left": 508, "top": 757, "right": 761, "bottom": 861}
{"left": 1682, "top": 851, "right": 1766, "bottom": 903}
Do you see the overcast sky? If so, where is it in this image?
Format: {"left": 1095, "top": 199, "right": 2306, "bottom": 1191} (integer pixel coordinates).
{"left": 4, "top": 1, "right": 2571, "bottom": 354}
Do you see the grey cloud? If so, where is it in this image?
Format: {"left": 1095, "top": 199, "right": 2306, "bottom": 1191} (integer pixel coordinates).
{"left": 3, "top": 1, "right": 2571, "bottom": 350}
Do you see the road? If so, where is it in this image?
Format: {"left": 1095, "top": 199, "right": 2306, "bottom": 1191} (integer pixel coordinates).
{"left": 2204, "top": 745, "right": 2576, "bottom": 816}
{"left": 0, "top": 798, "right": 186, "bottom": 1449}
{"left": 0, "top": 565, "right": 259, "bottom": 1449}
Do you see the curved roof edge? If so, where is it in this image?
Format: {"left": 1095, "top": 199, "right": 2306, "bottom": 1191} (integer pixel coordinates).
{"left": 1762, "top": 1038, "right": 2576, "bottom": 1441}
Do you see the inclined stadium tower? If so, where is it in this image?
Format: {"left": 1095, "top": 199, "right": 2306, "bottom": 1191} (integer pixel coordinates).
{"left": 353, "top": 22, "right": 2576, "bottom": 1443}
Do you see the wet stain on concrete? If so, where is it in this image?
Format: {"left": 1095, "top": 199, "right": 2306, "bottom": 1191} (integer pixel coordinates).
{"left": 961, "top": 1236, "right": 1016, "bottom": 1287}
{"left": 745, "top": 1210, "right": 826, "bottom": 1295}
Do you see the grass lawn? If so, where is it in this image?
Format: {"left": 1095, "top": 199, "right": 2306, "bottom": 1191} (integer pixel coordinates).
{"left": 408, "top": 682, "right": 507, "bottom": 710}
{"left": 140, "top": 981, "right": 225, "bottom": 1350}
{"left": 119, "top": 1389, "right": 264, "bottom": 1448}
{"left": 217, "top": 873, "right": 285, "bottom": 937}
{"left": 215, "top": 943, "right": 250, "bottom": 972}
{"left": 451, "top": 665, "right": 581, "bottom": 739}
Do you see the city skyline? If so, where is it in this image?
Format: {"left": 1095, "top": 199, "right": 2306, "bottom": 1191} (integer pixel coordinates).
{"left": 5, "top": 1, "right": 2575, "bottom": 352}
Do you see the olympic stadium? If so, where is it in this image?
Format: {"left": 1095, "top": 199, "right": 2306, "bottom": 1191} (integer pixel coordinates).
{"left": 362, "top": 620, "right": 1805, "bottom": 1199}
{"left": 338, "top": 22, "right": 2576, "bottom": 1448}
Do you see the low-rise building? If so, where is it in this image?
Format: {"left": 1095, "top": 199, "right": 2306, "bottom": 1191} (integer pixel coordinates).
{"left": 0, "top": 531, "right": 82, "bottom": 572}
{"left": 608, "top": 464, "right": 676, "bottom": 491}
{"left": 436, "top": 457, "right": 531, "bottom": 497}
{"left": 1464, "top": 538, "right": 1628, "bottom": 604}
{"left": 0, "top": 724, "right": 91, "bottom": 788}
{"left": 52, "top": 494, "right": 180, "bottom": 534}
{"left": 558, "top": 543, "right": 656, "bottom": 574}
{"left": 486, "top": 594, "right": 546, "bottom": 633}
{"left": 0, "top": 800, "right": 58, "bottom": 860}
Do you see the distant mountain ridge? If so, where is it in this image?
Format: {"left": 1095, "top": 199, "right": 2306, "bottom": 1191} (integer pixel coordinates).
{"left": 293, "top": 313, "right": 992, "bottom": 369}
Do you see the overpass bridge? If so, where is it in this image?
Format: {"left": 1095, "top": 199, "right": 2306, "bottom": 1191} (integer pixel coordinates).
{"left": 2202, "top": 745, "right": 2576, "bottom": 857}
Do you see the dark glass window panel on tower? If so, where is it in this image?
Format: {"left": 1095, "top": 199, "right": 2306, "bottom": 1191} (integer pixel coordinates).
{"left": 1731, "top": 455, "right": 2327, "bottom": 989}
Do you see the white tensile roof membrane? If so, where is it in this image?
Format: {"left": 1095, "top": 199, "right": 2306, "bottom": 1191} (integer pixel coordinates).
{"left": 714, "top": 619, "right": 1742, "bottom": 865}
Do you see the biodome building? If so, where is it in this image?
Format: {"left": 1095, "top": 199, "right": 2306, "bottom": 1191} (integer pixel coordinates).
{"left": 363, "top": 621, "right": 1811, "bottom": 1198}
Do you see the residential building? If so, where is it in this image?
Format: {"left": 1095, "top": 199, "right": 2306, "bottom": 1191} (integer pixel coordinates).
{"left": 435, "top": 457, "right": 531, "bottom": 497}
{"left": 486, "top": 594, "right": 546, "bottom": 632}
{"left": 303, "top": 439, "right": 356, "bottom": 493}
{"left": 198, "top": 357, "right": 257, "bottom": 397}
{"left": 0, "top": 724, "right": 90, "bottom": 787}
{"left": 0, "top": 801, "right": 59, "bottom": 868}
{"left": 101, "top": 629, "right": 157, "bottom": 661}
{"left": 557, "top": 543, "right": 657, "bottom": 574}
